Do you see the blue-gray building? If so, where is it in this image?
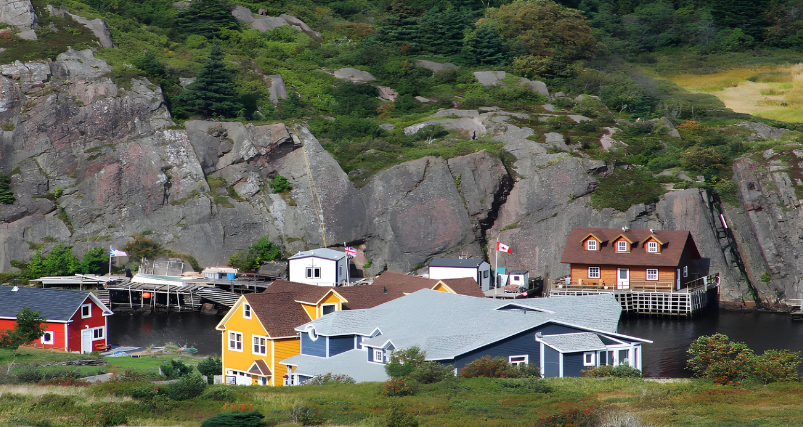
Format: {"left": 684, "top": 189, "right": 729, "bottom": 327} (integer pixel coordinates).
{"left": 280, "top": 290, "right": 650, "bottom": 384}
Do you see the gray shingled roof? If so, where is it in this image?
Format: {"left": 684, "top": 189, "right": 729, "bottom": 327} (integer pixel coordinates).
{"left": 293, "top": 290, "right": 639, "bottom": 361}
{"left": 540, "top": 333, "right": 607, "bottom": 353}
{"left": 282, "top": 349, "right": 389, "bottom": 382}
{"left": 429, "top": 258, "right": 485, "bottom": 268}
{"left": 288, "top": 248, "right": 346, "bottom": 261}
{"left": 0, "top": 286, "right": 111, "bottom": 322}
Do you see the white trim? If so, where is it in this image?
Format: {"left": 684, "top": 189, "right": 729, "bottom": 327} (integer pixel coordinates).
{"left": 64, "top": 324, "right": 69, "bottom": 352}
{"left": 588, "top": 267, "right": 600, "bottom": 279}
{"left": 305, "top": 325, "right": 318, "bottom": 341}
{"left": 647, "top": 241, "right": 658, "bottom": 253}
{"left": 271, "top": 340, "right": 276, "bottom": 386}
{"left": 508, "top": 355, "right": 528, "bottom": 367}
{"left": 228, "top": 331, "right": 243, "bottom": 352}
{"left": 616, "top": 240, "right": 627, "bottom": 252}
{"left": 91, "top": 327, "right": 104, "bottom": 341}
{"left": 539, "top": 342, "right": 545, "bottom": 378}
{"left": 586, "top": 240, "right": 597, "bottom": 251}
{"left": 41, "top": 331, "right": 54, "bottom": 345}
{"left": 646, "top": 269, "right": 658, "bottom": 281}
{"left": 559, "top": 352, "right": 564, "bottom": 378}
{"left": 81, "top": 304, "right": 92, "bottom": 319}
{"left": 371, "top": 348, "right": 384, "bottom": 364}
{"left": 243, "top": 303, "right": 252, "bottom": 319}
{"left": 252, "top": 335, "right": 268, "bottom": 356}
{"left": 583, "top": 352, "right": 596, "bottom": 366}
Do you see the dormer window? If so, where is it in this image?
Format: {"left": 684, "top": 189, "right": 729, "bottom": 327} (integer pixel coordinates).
{"left": 647, "top": 241, "right": 658, "bottom": 253}
{"left": 617, "top": 241, "right": 627, "bottom": 252}
{"left": 586, "top": 240, "right": 597, "bottom": 251}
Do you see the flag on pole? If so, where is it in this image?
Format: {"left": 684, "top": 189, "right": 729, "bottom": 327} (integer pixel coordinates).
{"left": 496, "top": 242, "right": 512, "bottom": 254}
{"left": 110, "top": 248, "right": 128, "bottom": 257}
{"left": 344, "top": 246, "right": 357, "bottom": 257}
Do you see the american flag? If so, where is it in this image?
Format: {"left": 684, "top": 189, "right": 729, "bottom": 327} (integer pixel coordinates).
{"left": 344, "top": 246, "right": 357, "bottom": 257}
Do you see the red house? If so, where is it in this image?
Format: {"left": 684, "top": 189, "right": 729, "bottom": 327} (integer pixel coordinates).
{"left": 0, "top": 286, "right": 113, "bottom": 353}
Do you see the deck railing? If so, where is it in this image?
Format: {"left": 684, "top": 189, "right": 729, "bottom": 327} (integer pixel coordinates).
{"left": 549, "top": 273, "right": 719, "bottom": 294}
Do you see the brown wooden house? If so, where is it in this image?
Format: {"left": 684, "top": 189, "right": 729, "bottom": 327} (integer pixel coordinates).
{"left": 559, "top": 228, "right": 703, "bottom": 291}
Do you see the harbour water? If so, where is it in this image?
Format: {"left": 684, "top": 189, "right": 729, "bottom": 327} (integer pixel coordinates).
{"left": 106, "top": 307, "right": 803, "bottom": 377}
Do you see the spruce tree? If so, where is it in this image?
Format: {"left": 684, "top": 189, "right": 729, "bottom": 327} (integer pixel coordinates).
{"left": 462, "top": 24, "right": 510, "bottom": 65}
{"left": 175, "top": 0, "right": 239, "bottom": 39}
{"left": 0, "top": 173, "right": 14, "bottom": 204}
{"left": 175, "top": 44, "right": 243, "bottom": 118}
{"left": 417, "top": 4, "right": 473, "bottom": 55}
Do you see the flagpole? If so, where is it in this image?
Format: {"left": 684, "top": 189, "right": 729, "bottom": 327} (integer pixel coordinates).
{"left": 108, "top": 245, "right": 112, "bottom": 277}
{"left": 344, "top": 242, "right": 350, "bottom": 287}
{"left": 494, "top": 237, "right": 499, "bottom": 299}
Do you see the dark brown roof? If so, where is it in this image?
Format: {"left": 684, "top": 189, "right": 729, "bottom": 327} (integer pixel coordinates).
{"left": 249, "top": 360, "right": 272, "bottom": 375}
{"left": 265, "top": 279, "right": 332, "bottom": 304}
{"left": 440, "top": 278, "right": 485, "bottom": 297}
{"left": 560, "top": 228, "right": 701, "bottom": 267}
{"left": 244, "top": 291, "right": 313, "bottom": 338}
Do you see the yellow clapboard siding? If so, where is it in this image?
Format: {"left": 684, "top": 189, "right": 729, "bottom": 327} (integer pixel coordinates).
{"left": 272, "top": 338, "right": 301, "bottom": 386}
{"left": 220, "top": 300, "right": 270, "bottom": 376}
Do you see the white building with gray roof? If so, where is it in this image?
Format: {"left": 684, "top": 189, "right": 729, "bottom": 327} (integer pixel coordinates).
{"left": 280, "top": 290, "right": 650, "bottom": 383}
{"left": 288, "top": 248, "right": 349, "bottom": 286}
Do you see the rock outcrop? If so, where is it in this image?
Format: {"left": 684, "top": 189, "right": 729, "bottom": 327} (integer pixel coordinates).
{"left": 48, "top": 5, "right": 115, "bottom": 48}
{"left": 0, "top": 0, "right": 36, "bottom": 40}
{"left": 230, "top": 6, "right": 322, "bottom": 39}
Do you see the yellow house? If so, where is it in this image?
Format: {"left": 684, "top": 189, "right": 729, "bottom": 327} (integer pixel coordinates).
{"left": 215, "top": 283, "right": 347, "bottom": 386}
{"left": 216, "top": 274, "right": 484, "bottom": 386}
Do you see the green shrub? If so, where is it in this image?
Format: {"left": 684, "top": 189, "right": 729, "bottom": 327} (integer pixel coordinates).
{"left": 412, "top": 124, "right": 448, "bottom": 142}
{"left": 687, "top": 333, "right": 800, "bottom": 385}
{"left": 611, "top": 364, "right": 643, "bottom": 378}
{"left": 197, "top": 357, "right": 222, "bottom": 384}
{"left": 166, "top": 373, "right": 206, "bottom": 400}
{"left": 91, "top": 404, "right": 130, "bottom": 427}
{"left": 752, "top": 349, "right": 802, "bottom": 384}
{"left": 201, "top": 410, "right": 267, "bottom": 427}
{"left": 590, "top": 168, "right": 667, "bottom": 212}
{"left": 581, "top": 364, "right": 642, "bottom": 378}
{"left": 269, "top": 175, "right": 292, "bottom": 193}
{"left": 128, "top": 385, "right": 159, "bottom": 400}
{"left": 14, "top": 366, "right": 43, "bottom": 384}
{"left": 289, "top": 403, "right": 327, "bottom": 426}
{"left": 408, "top": 361, "right": 453, "bottom": 384}
{"left": 303, "top": 373, "right": 356, "bottom": 385}
{"left": 385, "top": 346, "right": 427, "bottom": 378}
{"left": 381, "top": 377, "right": 414, "bottom": 397}
{"left": 160, "top": 359, "right": 195, "bottom": 379}
{"left": 384, "top": 401, "right": 419, "bottom": 427}
{"left": 500, "top": 376, "right": 552, "bottom": 393}
{"left": 459, "top": 355, "right": 523, "bottom": 378}
{"left": 201, "top": 386, "right": 235, "bottom": 401}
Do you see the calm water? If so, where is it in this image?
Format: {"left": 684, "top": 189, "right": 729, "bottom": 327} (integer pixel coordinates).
{"left": 107, "top": 311, "right": 224, "bottom": 356}
{"left": 619, "top": 308, "right": 803, "bottom": 377}
{"left": 107, "top": 308, "right": 803, "bottom": 377}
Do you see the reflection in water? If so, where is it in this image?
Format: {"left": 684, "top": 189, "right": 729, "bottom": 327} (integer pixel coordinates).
{"left": 107, "top": 311, "right": 224, "bottom": 356}
{"left": 619, "top": 309, "right": 803, "bottom": 377}
{"left": 108, "top": 308, "right": 803, "bottom": 377}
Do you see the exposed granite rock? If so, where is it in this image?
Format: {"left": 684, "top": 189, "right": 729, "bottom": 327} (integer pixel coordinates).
{"left": 447, "top": 150, "right": 511, "bottom": 230}
{"left": 333, "top": 68, "right": 375, "bottom": 82}
{"left": 279, "top": 14, "right": 322, "bottom": 39}
{"left": 266, "top": 74, "right": 287, "bottom": 106}
{"left": 737, "top": 122, "right": 790, "bottom": 140}
{"left": 230, "top": 7, "right": 321, "bottom": 38}
{"left": 473, "top": 71, "right": 505, "bottom": 86}
{"left": 377, "top": 85, "right": 397, "bottom": 102}
{"left": 518, "top": 77, "right": 549, "bottom": 97}
{"left": 416, "top": 60, "right": 457, "bottom": 72}
{"left": 47, "top": 5, "right": 115, "bottom": 48}
{"left": 0, "top": 0, "right": 36, "bottom": 40}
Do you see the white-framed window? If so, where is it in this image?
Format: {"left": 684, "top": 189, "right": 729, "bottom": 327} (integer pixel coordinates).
{"left": 92, "top": 327, "right": 104, "bottom": 340}
{"left": 509, "top": 355, "right": 528, "bottom": 367}
{"left": 588, "top": 267, "right": 601, "bottom": 279}
{"left": 253, "top": 336, "right": 267, "bottom": 355}
{"left": 81, "top": 304, "right": 92, "bottom": 319}
{"left": 243, "top": 303, "right": 251, "bottom": 319}
{"left": 647, "top": 241, "right": 658, "bottom": 253}
{"left": 683, "top": 266, "right": 688, "bottom": 277}
{"left": 306, "top": 267, "right": 321, "bottom": 279}
{"left": 41, "top": 331, "right": 53, "bottom": 345}
{"left": 373, "top": 349, "right": 384, "bottom": 363}
{"left": 228, "top": 331, "right": 243, "bottom": 351}
{"left": 646, "top": 269, "right": 658, "bottom": 281}
{"left": 321, "top": 303, "right": 337, "bottom": 316}
{"left": 586, "top": 239, "right": 597, "bottom": 251}
{"left": 583, "top": 352, "right": 596, "bottom": 366}
{"left": 617, "top": 241, "right": 627, "bottom": 252}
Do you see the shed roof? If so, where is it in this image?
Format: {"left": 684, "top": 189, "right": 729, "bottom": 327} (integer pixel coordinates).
{"left": 0, "top": 286, "right": 111, "bottom": 322}
{"left": 509, "top": 270, "right": 528, "bottom": 275}
{"left": 282, "top": 349, "right": 388, "bottom": 383}
{"left": 560, "top": 228, "right": 701, "bottom": 267}
{"left": 540, "top": 332, "right": 607, "bottom": 353}
{"left": 429, "top": 258, "right": 486, "bottom": 268}
{"left": 288, "top": 248, "right": 346, "bottom": 261}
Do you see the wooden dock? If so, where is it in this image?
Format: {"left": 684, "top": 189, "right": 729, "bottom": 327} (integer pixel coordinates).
{"left": 105, "top": 280, "right": 247, "bottom": 311}
{"left": 548, "top": 273, "right": 719, "bottom": 316}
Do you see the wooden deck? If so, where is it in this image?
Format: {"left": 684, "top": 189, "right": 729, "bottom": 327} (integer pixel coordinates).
{"left": 105, "top": 280, "right": 246, "bottom": 311}
{"left": 548, "top": 274, "right": 720, "bottom": 316}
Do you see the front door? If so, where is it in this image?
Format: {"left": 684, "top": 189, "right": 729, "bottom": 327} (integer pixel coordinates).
{"left": 80, "top": 329, "right": 92, "bottom": 354}
{"left": 617, "top": 268, "right": 630, "bottom": 289}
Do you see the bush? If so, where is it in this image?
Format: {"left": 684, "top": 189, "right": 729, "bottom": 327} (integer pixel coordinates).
{"left": 128, "top": 385, "right": 159, "bottom": 400}
{"left": 408, "top": 361, "right": 453, "bottom": 384}
{"left": 197, "top": 357, "right": 222, "bottom": 385}
{"left": 15, "top": 366, "right": 43, "bottom": 384}
{"left": 385, "top": 346, "right": 427, "bottom": 378}
{"left": 385, "top": 401, "right": 419, "bottom": 427}
{"left": 0, "top": 172, "right": 15, "bottom": 204}
{"left": 160, "top": 359, "right": 195, "bottom": 379}
{"left": 459, "top": 355, "right": 523, "bottom": 378}
{"left": 500, "top": 377, "right": 553, "bottom": 393}
{"left": 590, "top": 168, "right": 666, "bottom": 212}
{"left": 92, "top": 404, "right": 129, "bottom": 427}
{"left": 269, "top": 175, "right": 292, "bottom": 193}
{"left": 581, "top": 364, "right": 642, "bottom": 378}
{"left": 687, "top": 333, "right": 800, "bottom": 384}
{"left": 381, "top": 377, "right": 414, "bottom": 397}
{"left": 201, "top": 410, "right": 267, "bottom": 427}
{"left": 289, "top": 403, "right": 327, "bottom": 426}
{"left": 166, "top": 373, "right": 206, "bottom": 400}
{"left": 202, "top": 386, "right": 236, "bottom": 401}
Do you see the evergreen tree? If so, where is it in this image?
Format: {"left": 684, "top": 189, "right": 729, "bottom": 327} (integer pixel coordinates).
{"left": 174, "top": 44, "right": 243, "bottom": 118}
{"left": 710, "top": 0, "right": 770, "bottom": 40}
{"left": 81, "top": 247, "right": 109, "bottom": 275}
{"left": 416, "top": 3, "right": 474, "bottom": 55}
{"left": 0, "top": 307, "right": 47, "bottom": 355}
{"left": 0, "top": 173, "right": 14, "bottom": 204}
{"left": 175, "top": 0, "right": 239, "bottom": 39}
{"left": 462, "top": 24, "right": 510, "bottom": 65}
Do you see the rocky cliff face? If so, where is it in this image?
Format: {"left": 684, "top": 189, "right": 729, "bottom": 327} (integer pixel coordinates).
{"left": 2, "top": 50, "right": 801, "bottom": 307}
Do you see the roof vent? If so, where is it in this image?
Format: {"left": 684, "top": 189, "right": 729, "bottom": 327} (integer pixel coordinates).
{"left": 622, "top": 226, "right": 630, "bottom": 232}
{"left": 383, "top": 287, "right": 387, "bottom": 295}
{"left": 11, "top": 286, "right": 18, "bottom": 292}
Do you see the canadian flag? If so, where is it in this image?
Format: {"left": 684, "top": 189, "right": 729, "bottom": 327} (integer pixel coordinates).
{"left": 496, "top": 242, "right": 512, "bottom": 254}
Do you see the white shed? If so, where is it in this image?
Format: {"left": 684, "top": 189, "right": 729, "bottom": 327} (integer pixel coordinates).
{"left": 288, "top": 249, "right": 348, "bottom": 286}
{"left": 507, "top": 270, "right": 529, "bottom": 288}
{"left": 428, "top": 258, "right": 492, "bottom": 291}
